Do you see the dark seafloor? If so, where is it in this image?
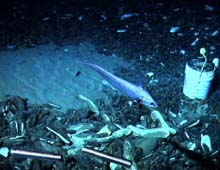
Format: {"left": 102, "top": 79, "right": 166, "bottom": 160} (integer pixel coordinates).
{"left": 1, "top": 0, "right": 220, "bottom": 170}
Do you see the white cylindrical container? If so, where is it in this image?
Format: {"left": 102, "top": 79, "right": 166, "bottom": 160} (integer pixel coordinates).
{"left": 183, "top": 59, "right": 215, "bottom": 99}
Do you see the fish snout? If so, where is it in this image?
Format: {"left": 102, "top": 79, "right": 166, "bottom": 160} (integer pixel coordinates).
{"left": 150, "top": 102, "right": 158, "bottom": 108}
{"left": 142, "top": 100, "right": 158, "bottom": 108}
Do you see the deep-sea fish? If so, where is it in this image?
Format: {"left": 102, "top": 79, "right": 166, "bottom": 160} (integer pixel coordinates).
{"left": 81, "top": 62, "right": 158, "bottom": 108}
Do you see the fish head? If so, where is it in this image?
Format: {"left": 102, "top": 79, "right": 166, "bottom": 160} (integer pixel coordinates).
{"left": 139, "top": 91, "right": 158, "bottom": 108}
{"left": 142, "top": 99, "right": 158, "bottom": 108}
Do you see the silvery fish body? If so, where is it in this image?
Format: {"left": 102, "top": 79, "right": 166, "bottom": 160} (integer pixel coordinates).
{"left": 82, "top": 62, "right": 158, "bottom": 108}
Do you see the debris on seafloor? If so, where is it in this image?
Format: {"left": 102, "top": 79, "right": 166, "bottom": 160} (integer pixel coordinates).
{"left": 0, "top": 147, "right": 62, "bottom": 160}
{"left": 0, "top": 95, "right": 220, "bottom": 170}
{"left": 78, "top": 94, "right": 100, "bottom": 116}
{"left": 200, "top": 134, "right": 212, "bottom": 153}
{"left": 120, "top": 13, "right": 139, "bottom": 21}
{"left": 170, "top": 26, "right": 180, "bottom": 33}
{"left": 117, "top": 29, "right": 127, "bottom": 33}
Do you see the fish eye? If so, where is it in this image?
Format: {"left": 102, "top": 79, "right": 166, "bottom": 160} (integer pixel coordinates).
{"left": 150, "top": 102, "right": 157, "bottom": 107}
